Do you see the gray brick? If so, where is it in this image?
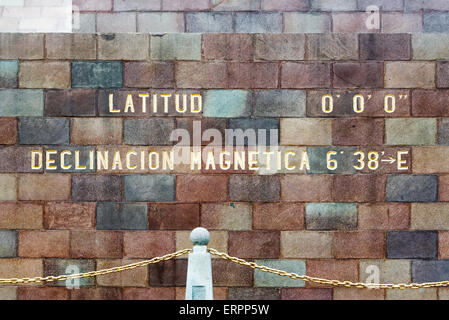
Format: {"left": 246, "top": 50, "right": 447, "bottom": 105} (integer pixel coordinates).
{"left": 186, "top": 13, "right": 233, "bottom": 33}
{"left": 229, "top": 175, "right": 280, "bottom": 202}
{"left": 254, "top": 90, "right": 305, "bottom": 117}
{"left": 72, "top": 62, "right": 123, "bottom": 89}
{"left": 412, "top": 260, "right": 449, "bottom": 283}
{"left": 19, "top": 118, "right": 69, "bottom": 145}
{"left": 124, "top": 174, "right": 175, "bottom": 202}
{"left": 386, "top": 175, "right": 438, "bottom": 202}
{"left": 44, "top": 259, "right": 95, "bottom": 286}
{"left": 406, "top": 0, "right": 449, "bottom": 11}
{"left": 423, "top": 13, "right": 449, "bottom": 33}
{"left": 357, "top": 0, "right": 403, "bottom": 10}
{"left": 96, "top": 203, "right": 148, "bottom": 230}
{"left": 72, "top": 175, "right": 122, "bottom": 202}
{"left": 97, "top": 13, "right": 136, "bottom": 33}
{"left": 0, "top": 89, "right": 43, "bottom": 116}
{"left": 254, "top": 259, "right": 305, "bottom": 287}
{"left": 137, "top": 13, "right": 184, "bottom": 33}
{"left": 73, "top": 13, "right": 96, "bottom": 33}
{"left": 227, "top": 118, "right": 279, "bottom": 146}
{"left": 439, "top": 119, "right": 449, "bottom": 145}
{"left": 307, "top": 34, "right": 358, "bottom": 60}
{"left": 306, "top": 203, "right": 357, "bottom": 230}
{"left": 307, "top": 147, "right": 358, "bottom": 174}
{"left": 0, "top": 230, "right": 16, "bottom": 257}
{"left": 151, "top": 34, "right": 201, "bottom": 60}
{"left": 235, "top": 13, "right": 282, "bottom": 33}
{"left": 254, "top": 34, "right": 305, "bottom": 61}
{"left": 0, "top": 60, "right": 18, "bottom": 87}
{"left": 44, "top": 146, "right": 96, "bottom": 173}
{"left": 387, "top": 231, "right": 437, "bottom": 259}
{"left": 124, "top": 119, "right": 175, "bottom": 146}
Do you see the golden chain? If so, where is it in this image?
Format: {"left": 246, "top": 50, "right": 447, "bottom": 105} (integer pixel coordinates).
{"left": 0, "top": 249, "right": 191, "bottom": 286}
{"left": 208, "top": 248, "right": 449, "bottom": 290}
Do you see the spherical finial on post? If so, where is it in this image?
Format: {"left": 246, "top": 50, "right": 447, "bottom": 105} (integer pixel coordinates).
{"left": 190, "top": 227, "right": 210, "bottom": 246}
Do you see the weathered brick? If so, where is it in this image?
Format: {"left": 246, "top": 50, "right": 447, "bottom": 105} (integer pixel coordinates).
{"left": 406, "top": 0, "right": 449, "bottom": 11}
{"left": 307, "top": 147, "right": 358, "bottom": 174}
{"left": 261, "top": 0, "right": 308, "bottom": 10}
{"left": 382, "top": 13, "right": 422, "bottom": 33}
{"left": 359, "top": 203, "right": 410, "bottom": 230}
{"left": 114, "top": 0, "right": 160, "bottom": 10}
{"left": 333, "top": 62, "right": 383, "bottom": 88}
{"left": 74, "top": 13, "right": 96, "bottom": 33}
{"left": 213, "top": 0, "right": 261, "bottom": 10}
{"left": 18, "top": 174, "right": 70, "bottom": 201}
{"left": 235, "top": 13, "right": 282, "bottom": 33}
{"left": 0, "top": 174, "right": 16, "bottom": 201}
{"left": 281, "top": 231, "right": 332, "bottom": 258}
{"left": 358, "top": 0, "right": 403, "bottom": 10}
{"left": 0, "top": 34, "right": 43, "bottom": 59}
{"left": 254, "top": 203, "right": 304, "bottom": 231}
{"left": 412, "top": 90, "right": 449, "bottom": 117}
{"left": 227, "top": 118, "right": 279, "bottom": 146}
{"left": 254, "top": 34, "right": 305, "bottom": 61}
{"left": 0, "top": 287, "right": 16, "bottom": 300}
{"left": 72, "top": 118, "right": 122, "bottom": 145}
{"left": 71, "top": 231, "right": 122, "bottom": 258}
{"left": 333, "top": 231, "right": 385, "bottom": 258}
{"left": 137, "top": 12, "right": 184, "bottom": 33}
{"left": 176, "top": 230, "right": 227, "bottom": 254}
{"left": 71, "top": 287, "right": 122, "bottom": 300}
{"left": 412, "top": 260, "right": 449, "bottom": 283}
{"left": 44, "top": 259, "right": 95, "bottom": 287}
{"left": 18, "top": 230, "right": 69, "bottom": 258}
{"left": 229, "top": 231, "right": 280, "bottom": 259}
{"left": 334, "top": 288, "right": 385, "bottom": 300}
{"left": 439, "top": 175, "right": 449, "bottom": 200}
{"left": 413, "top": 147, "right": 449, "bottom": 174}
{"left": 151, "top": 34, "right": 200, "bottom": 61}
{"left": 72, "top": 175, "right": 122, "bottom": 202}
{"left": 0, "top": 89, "right": 43, "bottom": 116}
{"left": 176, "top": 62, "right": 226, "bottom": 89}
{"left": 284, "top": 13, "right": 331, "bottom": 33}
{"left": 0, "top": 202, "right": 42, "bottom": 229}
{"left": 306, "top": 203, "right": 357, "bottom": 230}
{"left": 19, "top": 118, "right": 69, "bottom": 145}
{"left": 204, "top": 90, "right": 251, "bottom": 118}
{"left": 281, "top": 175, "right": 332, "bottom": 202}
{"left": 149, "top": 203, "right": 199, "bottom": 230}
{"left": 360, "top": 34, "right": 410, "bottom": 61}
{"left": 254, "top": 90, "right": 305, "bottom": 117}
{"left": 228, "top": 288, "right": 279, "bottom": 300}
{"left": 201, "top": 203, "right": 251, "bottom": 230}
{"left": 97, "top": 203, "right": 148, "bottom": 230}
{"left": 124, "top": 174, "right": 175, "bottom": 202}
{"left": 360, "top": 260, "right": 410, "bottom": 287}
{"left": 281, "top": 288, "right": 332, "bottom": 300}
{"left": 229, "top": 175, "right": 280, "bottom": 202}
{"left": 0, "top": 60, "right": 17, "bottom": 87}
{"left": 423, "top": 12, "right": 449, "bottom": 33}
{"left": 386, "top": 174, "right": 438, "bottom": 202}
{"left": 124, "top": 62, "right": 174, "bottom": 88}
{"left": 99, "top": 34, "right": 149, "bottom": 60}
{"left": 123, "top": 288, "right": 174, "bottom": 300}
{"left": 213, "top": 259, "right": 252, "bottom": 286}
{"left": 411, "top": 203, "right": 449, "bottom": 230}
{"left": 73, "top": 0, "right": 112, "bottom": 11}
{"left": 312, "top": 0, "right": 357, "bottom": 10}
{"left": 124, "top": 118, "right": 174, "bottom": 145}
{"left": 281, "top": 62, "right": 331, "bottom": 88}
{"left": 333, "top": 175, "right": 385, "bottom": 203}
{"left": 439, "top": 231, "right": 449, "bottom": 258}
{"left": 45, "top": 90, "right": 96, "bottom": 117}
{"left": 333, "top": 13, "right": 379, "bottom": 33}
{"left": 333, "top": 118, "right": 384, "bottom": 146}
{"left": 387, "top": 288, "right": 437, "bottom": 300}
{"left": 18, "top": 287, "right": 69, "bottom": 300}
{"left": 255, "top": 259, "right": 305, "bottom": 287}
{"left": 163, "top": 0, "right": 210, "bottom": 10}
{"left": 97, "top": 259, "right": 147, "bottom": 287}
{"left": 413, "top": 34, "right": 449, "bottom": 60}
{"left": 280, "top": 118, "right": 331, "bottom": 145}
{"left": 0, "top": 230, "right": 16, "bottom": 257}
{"left": 0, "top": 146, "right": 43, "bottom": 173}
{"left": 72, "top": 62, "right": 123, "bottom": 89}
{"left": 387, "top": 231, "right": 437, "bottom": 259}
{"left": 0, "top": 118, "right": 16, "bottom": 145}
{"left": 124, "top": 231, "right": 174, "bottom": 258}
{"left": 186, "top": 13, "right": 233, "bottom": 33}
{"left": 385, "top": 62, "right": 435, "bottom": 88}
{"left": 19, "top": 61, "right": 70, "bottom": 89}
{"left": 0, "top": 258, "right": 42, "bottom": 279}
{"left": 203, "top": 34, "right": 253, "bottom": 61}
{"left": 437, "top": 62, "right": 449, "bottom": 88}
{"left": 307, "top": 34, "right": 358, "bottom": 60}
{"left": 386, "top": 118, "right": 436, "bottom": 145}
{"left": 177, "top": 175, "right": 227, "bottom": 202}
{"left": 46, "top": 34, "right": 96, "bottom": 60}
{"left": 307, "top": 259, "right": 358, "bottom": 288}
{"left": 44, "top": 202, "right": 95, "bottom": 230}
{"left": 228, "top": 62, "right": 278, "bottom": 89}
{"left": 97, "top": 13, "right": 136, "bottom": 33}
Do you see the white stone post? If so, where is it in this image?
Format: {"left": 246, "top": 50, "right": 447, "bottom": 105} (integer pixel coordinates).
{"left": 185, "top": 227, "right": 214, "bottom": 300}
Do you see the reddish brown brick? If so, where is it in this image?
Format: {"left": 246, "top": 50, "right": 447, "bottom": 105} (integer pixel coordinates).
{"left": 71, "top": 118, "right": 122, "bottom": 145}
{"left": 149, "top": 203, "right": 199, "bottom": 230}
{"left": 201, "top": 202, "right": 252, "bottom": 230}
{"left": 0, "top": 118, "right": 17, "bottom": 145}
{"left": 332, "top": 118, "right": 384, "bottom": 145}
{"left": 0, "top": 202, "right": 43, "bottom": 229}
{"left": 96, "top": 259, "right": 147, "bottom": 287}
{"left": 149, "top": 259, "right": 187, "bottom": 286}
{"left": 281, "top": 288, "right": 332, "bottom": 300}
{"left": 123, "top": 288, "right": 175, "bottom": 300}
{"left": 124, "top": 231, "right": 174, "bottom": 258}
{"left": 253, "top": 203, "right": 305, "bottom": 230}
{"left": 71, "top": 231, "right": 122, "bottom": 258}
{"left": 333, "top": 62, "right": 383, "bottom": 88}
{"left": 18, "top": 230, "right": 70, "bottom": 258}
{"left": 212, "top": 259, "right": 253, "bottom": 287}
{"left": 176, "top": 62, "right": 227, "bottom": 88}
{"left": 0, "top": 146, "right": 43, "bottom": 173}
{"left": 228, "top": 62, "right": 279, "bottom": 89}
{"left": 18, "top": 287, "right": 69, "bottom": 300}
{"left": 359, "top": 203, "right": 410, "bottom": 230}
{"left": 412, "top": 90, "right": 449, "bottom": 116}
{"left": 176, "top": 175, "right": 227, "bottom": 202}
{"left": 333, "top": 231, "right": 385, "bottom": 258}
{"left": 71, "top": 288, "right": 122, "bottom": 300}
{"left": 281, "top": 175, "right": 332, "bottom": 202}
{"left": 124, "top": 62, "right": 174, "bottom": 88}
{"left": 203, "top": 34, "right": 253, "bottom": 61}
{"left": 437, "top": 62, "right": 449, "bottom": 88}
{"left": 45, "top": 90, "right": 96, "bottom": 117}
{"left": 360, "top": 34, "right": 410, "bottom": 60}
{"left": 332, "top": 175, "right": 385, "bottom": 202}
{"left": 44, "top": 202, "right": 95, "bottom": 230}
{"left": 18, "top": 174, "right": 70, "bottom": 201}
{"left": 229, "top": 231, "right": 280, "bottom": 259}
{"left": 334, "top": 288, "right": 385, "bottom": 300}
{"left": 439, "top": 231, "right": 449, "bottom": 258}
{"left": 281, "top": 62, "right": 331, "bottom": 88}
{"left": 439, "top": 175, "right": 449, "bottom": 201}
{"left": 306, "top": 259, "right": 358, "bottom": 288}
{"left": 333, "top": 12, "right": 378, "bottom": 33}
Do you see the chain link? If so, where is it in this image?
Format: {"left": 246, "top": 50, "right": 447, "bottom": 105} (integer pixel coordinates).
{"left": 208, "top": 248, "right": 449, "bottom": 290}
{"left": 0, "top": 248, "right": 191, "bottom": 285}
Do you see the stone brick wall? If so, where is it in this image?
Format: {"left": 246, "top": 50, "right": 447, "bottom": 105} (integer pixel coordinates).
{"left": 2, "top": 26, "right": 449, "bottom": 300}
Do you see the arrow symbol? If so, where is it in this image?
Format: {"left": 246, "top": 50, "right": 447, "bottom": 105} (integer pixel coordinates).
{"left": 381, "top": 156, "right": 396, "bottom": 164}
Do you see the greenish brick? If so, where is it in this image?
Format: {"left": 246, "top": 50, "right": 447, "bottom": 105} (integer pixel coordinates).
{"left": 0, "top": 230, "right": 16, "bottom": 257}
{"left": 151, "top": 34, "right": 201, "bottom": 61}
{"left": 204, "top": 90, "right": 251, "bottom": 118}
{"left": 284, "top": 13, "right": 331, "bottom": 33}
{"left": 235, "top": 13, "right": 282, "bottom": 33}
{"left": 97, "top": 203, "right": 148, "bottom": 230}
{"left": 186, "top": 13, "right": 233, "bottom": 33}
{"left": 306, "top": 203, "right": 357, "bottom": 230}
{"left": 0, "top": 60, "right": 18, "bottom": 88}
{"left": 124, "top": 174, "right": 175, "bottom": 202}
{"left": 71, "top": 62, "right": 123, "bottom": 88}
{"left": 254, "top": 259, "right": 305, "bottom": 287}
{"left": 307, "top": 147, "right": 358, "bottom": 174}
{"left": 44, "top": 259, "right": 95, "bottom": 287}
{"left": 386, "top": 174, "right": 438, "bottom": 202}
{"left": 386, "top": 118, "right": 436, "bottom": 146}
{"left": 412, "top": 34, "right": 449, "bottom": 60}
{"left": 423, "top": 13, "right": 449, "bottom": 33}
{"left": 254, "top": 90, "right": 305, "bottom": 117}
{"left": 19, "top": 118, "right": 69, "bottom": 145}
{"left": 0, "top": 89, "right": 43, "bottom": 116}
